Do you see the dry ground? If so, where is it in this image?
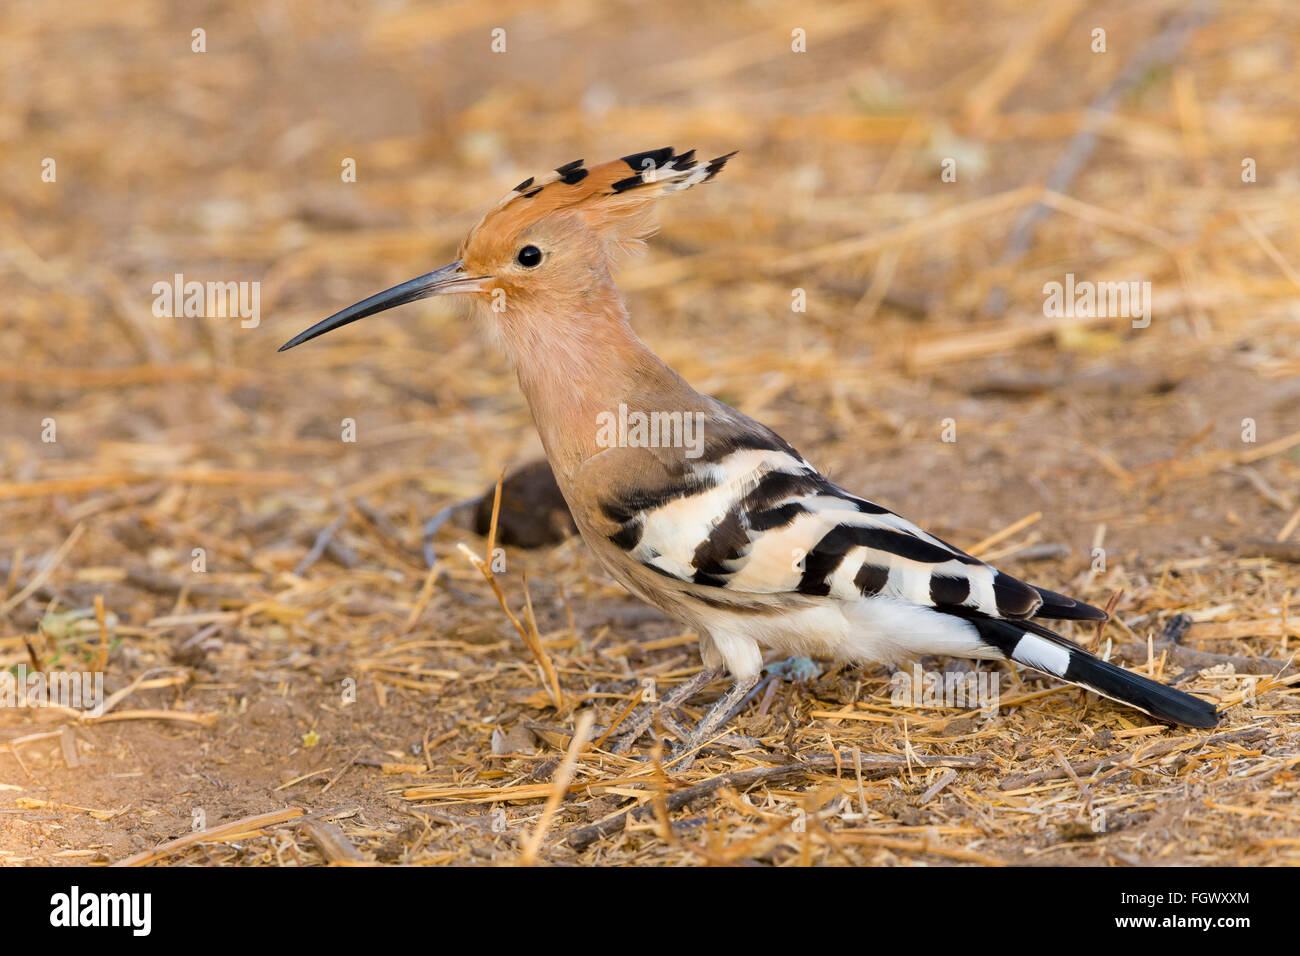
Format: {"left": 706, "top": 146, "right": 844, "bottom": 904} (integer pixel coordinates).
{"left": 1, "top": 0, "right": 1298, "bottom": 866}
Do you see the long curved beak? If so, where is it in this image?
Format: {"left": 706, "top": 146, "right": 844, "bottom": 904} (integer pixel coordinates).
{"left": 278, "top": 261, "right": 487, "bottom": 352}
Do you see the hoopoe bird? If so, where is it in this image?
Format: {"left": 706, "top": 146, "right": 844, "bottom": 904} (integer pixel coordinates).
{"left": 281, "top": 147, "right": 1219, "bottom": 758}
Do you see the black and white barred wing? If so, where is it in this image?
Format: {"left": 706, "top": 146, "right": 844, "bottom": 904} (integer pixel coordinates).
{"left": 589, "top": 436, "right": 1221, "bottom": 729}
{"left": 599, "top": 443, "right": 1105, "bottom": 624}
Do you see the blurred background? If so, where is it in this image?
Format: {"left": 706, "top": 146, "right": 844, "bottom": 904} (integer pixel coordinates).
{"left": 1, "top": 0, "right": 1298, "bottom": 865}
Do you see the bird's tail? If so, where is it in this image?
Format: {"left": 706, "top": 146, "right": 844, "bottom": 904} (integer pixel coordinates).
{"left": 971, "top": 617, "right": 1219, "bottom": 728}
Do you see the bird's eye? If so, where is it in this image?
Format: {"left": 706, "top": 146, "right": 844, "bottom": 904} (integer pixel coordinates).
{"left": 516, "top": 245, "right": 542, "bottom": 267}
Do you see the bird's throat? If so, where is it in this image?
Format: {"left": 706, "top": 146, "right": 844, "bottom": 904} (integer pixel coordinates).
{"left": 505, "top": 303, "right": 696, "bottom": 482}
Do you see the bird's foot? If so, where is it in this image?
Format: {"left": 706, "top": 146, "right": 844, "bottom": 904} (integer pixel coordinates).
{"left": 608, "top": 667, "right": 720, "bottom": 754}
{"left": 653, "top": 713, "right": 761, "bottom": 756}
{"left": 665, "top": 660, "right": 814, "bottom": 768}
{"left": 607, "top": 658, "right": 817, "bottom": 762}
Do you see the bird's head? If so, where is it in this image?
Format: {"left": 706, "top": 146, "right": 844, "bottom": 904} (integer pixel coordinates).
{"left": 278, "top": 148, "right": 735, "bottom": 354}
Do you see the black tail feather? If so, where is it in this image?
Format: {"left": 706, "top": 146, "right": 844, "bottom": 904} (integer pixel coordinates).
{"left": 1032, "top": 585, "right": 1109, "bottom": 622}
{"left": 1061, "top": 647, "right": 1220, "bottom": 728}
{"left": 971, "top": 617, "right": 1218, "bottom": 729}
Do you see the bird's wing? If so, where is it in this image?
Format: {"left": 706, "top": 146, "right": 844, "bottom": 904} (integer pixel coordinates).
{"left": 573, "top": 422, "right": 1224, "bottom": 728}
{"left": 582, "top": 423, "right": 1103, "bottom": 623}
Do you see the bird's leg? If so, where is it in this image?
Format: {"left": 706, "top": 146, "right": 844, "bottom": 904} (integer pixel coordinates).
{"left": 657, "top": 712, "right": 763, "bottom": 753}
{"left": 670, "top": 673, "right": 760, "bottom": 770}
{"left": 656, "top": 712, "right": 693, "bottom": 746}
{"left": 609, "top": 666, "right": 720, "bottom": 754}
{"left": 710, "top": 656, "right": 819, "bottom": 729}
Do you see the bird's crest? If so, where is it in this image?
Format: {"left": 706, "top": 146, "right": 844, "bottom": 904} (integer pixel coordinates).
{"left": 461, "top": 147, "right": 735, "bottom": 259}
